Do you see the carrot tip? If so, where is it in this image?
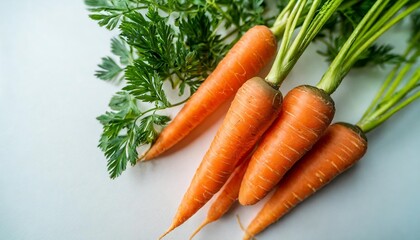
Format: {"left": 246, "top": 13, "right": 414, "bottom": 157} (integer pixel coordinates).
{"left": 189, "top": 219, "right": 211, "bottom": 240}
{"left": 236, "top": 215, "right": 255, "bottom": 240}
{"left": 158, "top": 226, "right": 174, "bottom": 240}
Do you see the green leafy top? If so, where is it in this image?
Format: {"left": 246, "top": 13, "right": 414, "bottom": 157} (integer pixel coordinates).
{"left": 357, "top": 11, "right": 420, "bottom": 133}
{"left": 86, "top": 0, "right": 271, "bottom": 178}
{"left": 315, "top": 0, "right": 420, "bottom": 95}
{"left": 316, "top": 0, "right": 403, "bottom": 69}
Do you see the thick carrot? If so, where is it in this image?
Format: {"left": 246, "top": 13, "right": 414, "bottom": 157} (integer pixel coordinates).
{"left": 243, "top": 122, "right": 368, "bottom": 240}
{"left": 159, "top": 77, "right": 282, "bottom": 238}
{"left": 239, "top": 85, "right": 335, "bottom": 205}
{"left": 143, "top": 25, "right": 277, "bottom": 160}
{"left": 190, "top": 157, "right": 250, "bottom": 239}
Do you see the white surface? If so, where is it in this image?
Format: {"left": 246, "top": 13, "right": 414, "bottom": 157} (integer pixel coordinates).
{"left": 1, "top": 1, "right": 420, "bottom": 240}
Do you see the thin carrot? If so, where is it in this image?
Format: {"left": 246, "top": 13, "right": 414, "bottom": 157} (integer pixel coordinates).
{"left": 243, "top": 122, "right": 368, "bottom": 240}
{"left": 142, "top": 25, "right": 277, "bottom": 160}
{"left": 159, "top": 77, "right": 282, "bottom": 239}
{"left": 239, "top": 0, "right": 418, "bottom": 205}
{"left": 189, "top": 157, "right": 250, "bottom": 239}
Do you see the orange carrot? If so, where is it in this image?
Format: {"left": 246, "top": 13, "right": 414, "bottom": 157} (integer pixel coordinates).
{"left": 239, "top": 85, "right": 335, "bottom": 205}
{"left": 159, "top": 77, "right": 282, "bottom": 238}
{"left": 190, "top": 157, "right": 250, "bottom": 239}
{"left": 243, "top": 122, "right": 368, "bottom": 240}
{"left": 143, "top": 25, "right": 277, "bottom": 160}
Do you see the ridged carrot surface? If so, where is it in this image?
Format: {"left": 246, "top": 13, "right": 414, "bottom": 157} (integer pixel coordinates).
{"left": 190, "top": 158, "right": 250, "bottom": 239}
{"left": 160, "top": 77, "right": 282, "bottom": 238}
{"left": 243, "top": 123, "right": 368, "bottom": 239}
{"left": 239, "top": 85, "right": 335, "bottom": 205}
{"left": 144, "top": 25, "right": 277, "bottom": 160}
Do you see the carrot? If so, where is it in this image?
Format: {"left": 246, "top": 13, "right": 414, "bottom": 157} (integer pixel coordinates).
{"left": 239, "top": 0, "right": 418, "bottom": 206}
{"left": 239, "top": 85, "right": 335, "bottom": 205}
{"left": 142, "top": 25, "right": 277, "bottom": 160}
{"left": 243, "top": 122, "right": 368, "bottom": 240}
{"left": 189, "top": 156, "right": 250, "bottom": 239}
{"left": 159, "top": 77, "right": 282, "bottom": 239}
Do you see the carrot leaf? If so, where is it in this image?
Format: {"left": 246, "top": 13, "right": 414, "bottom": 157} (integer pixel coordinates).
{"left": 88, "top": 0, "right": 273, "bottom": 178}
{"left": 95, "top": 56, "right": 124, "bottom": 82}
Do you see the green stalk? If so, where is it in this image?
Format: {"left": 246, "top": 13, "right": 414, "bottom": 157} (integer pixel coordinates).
{"left": 265, "top": 0, "right": 343, "bottom": 87}
{"left": 359, "top": 92, "right": 420, "bottom": 134}
{"left": 270, "top": 0, "right": 297, "bottom": 38}
{"left": 383, "top": 35, "right": 420, "bottom": 99}
{"left": 316, "top": 0, "right": 387, "bottom": 94}
{"left": 316, "top": 1, "right": 420, "bottom": 95}
{"left": 266, "top": 0, "right": 308, "bottom": 86}
{"left": 344, "top": 2, "right": 420, "bottom": 71}
{"left": 350, "top": 13, "right": 420, "bottom": 116}
{"left": 356, "top": 44, "right": 420, "bottom": 132}
{"left": 361, "top": 44, "right": 414, "bottom": 119}
{"left": 299, "top": 0, "right": 343, "bottom": 47}
{"left": 284, "top": 0, "right": 322, "bottom": 65}
{"left": 349, "top": 0, "right": 392, "bottom": 48}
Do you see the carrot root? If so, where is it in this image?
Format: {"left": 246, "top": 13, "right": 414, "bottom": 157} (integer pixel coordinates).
{"left": 189, "top": 219, "right": 211, "bottom": 240}
{"left": 244, "top": 122, "right": 368, "bottom": 239}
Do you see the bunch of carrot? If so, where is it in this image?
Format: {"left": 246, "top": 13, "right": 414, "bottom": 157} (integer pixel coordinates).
{"left": 137, "top": 0, "right": 420, "bottom": 239}
{"left": 157, "top": 0, "right": 345, "bottom": 238}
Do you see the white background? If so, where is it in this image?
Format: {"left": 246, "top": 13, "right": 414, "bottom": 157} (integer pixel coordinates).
{"left": 1, "top": 1, "right": 420, "bottom": 240}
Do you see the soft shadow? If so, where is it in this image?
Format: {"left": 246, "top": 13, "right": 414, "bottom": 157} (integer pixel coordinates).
{"left": 155, "top": 96, "right": 234, "bottom": 159}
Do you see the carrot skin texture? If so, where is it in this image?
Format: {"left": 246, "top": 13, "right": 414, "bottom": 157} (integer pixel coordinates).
{"left": 239, "top": 85, "right": 335, "bottom": 205}
{"left": 161, "top": 77, "right": 282, "bottom": 237}
{"left": 144, "top": 25, "right": 277, "bottom": 160}
{"left": 190, "top": 159, "right": 250, "bottom": 239}
{"left": 243, "top": 123, "right": 368, "bottom": 239}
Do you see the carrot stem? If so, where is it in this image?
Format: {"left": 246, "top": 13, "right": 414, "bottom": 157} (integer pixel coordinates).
{"left": 315, "top": 0, "right": 387, "bottom": 94}
{"left": 284, "top": 0, "right": 322, "bottom": 65}
{"left": 344, "top": 2, "right": 420, "bottom": 71}
{"left": 349, "top": 0, "right": 392, "bottom": 48}
{"left": 266, "top": 0, "right": 307, "bottom": 86}
{"left": 358, "top": 67, "right": 420, "bottom": 133}
{"left": 270, "top": 0, "right": 296, "bottom": 38}
{"left": 266, "top": 0, "right": 343, "bottom": 86}
{"left": 361, "top": 90, "right": 420, "bottom": 133}
{"left": 362, "top": 25, "right": 420, "bottom": 120}
{"left": 316, "top": 0, "right": 419, "bottom": 95}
